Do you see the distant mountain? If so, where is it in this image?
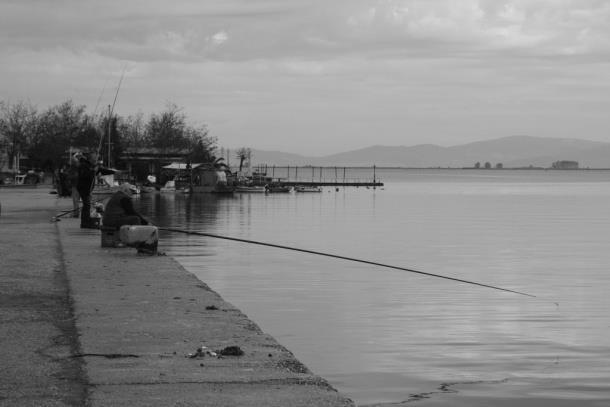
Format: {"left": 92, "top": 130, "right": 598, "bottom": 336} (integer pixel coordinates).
{"left": 250, "top": 136, "right": 610, "bottom": 168}
{"left": 246, "top": 150, "right": 313, "bottom": 166}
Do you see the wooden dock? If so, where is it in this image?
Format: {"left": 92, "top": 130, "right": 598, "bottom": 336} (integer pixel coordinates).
{"left": 281, "top": 181, "right": 383, "bottom": 187}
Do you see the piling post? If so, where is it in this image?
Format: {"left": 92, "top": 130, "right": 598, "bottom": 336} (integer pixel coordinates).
{"left": 373, "top": 164, "right": 376, "bottom": 189}
{"left": 335, "top": 166, "right": 337, "bottom": 188}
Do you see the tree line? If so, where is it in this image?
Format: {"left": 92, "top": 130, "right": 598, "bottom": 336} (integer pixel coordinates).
{"left": 473, "top": 162, "right": 503, "bottom": 169}
{"left": 0, "top": 99, "right": 217, "bottom": 172}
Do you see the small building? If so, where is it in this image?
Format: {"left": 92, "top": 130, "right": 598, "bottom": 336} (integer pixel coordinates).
{"left": 191, "top": 164, "right": 236, "bottom": 193}
{"left": 119, "top": 147, "right": 190, "bottom": 182}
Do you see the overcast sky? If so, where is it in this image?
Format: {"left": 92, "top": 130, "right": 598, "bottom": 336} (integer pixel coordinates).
{"left": 1, "top": 0, "right": 609, "bottom": 155}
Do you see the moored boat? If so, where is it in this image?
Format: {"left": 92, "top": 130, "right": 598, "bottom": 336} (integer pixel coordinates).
{"left": 295, "top": 185, "right": 322, "bottom": 193}
{"left": 159, "top": 180, "right": 176, "bottom": 192}
{"left": 159, "top": 179, "right": 188, "bottom": 193}
{"left": 265, "top": 184, "right": 292, "bottom": 193}
{"left": 235, "top": 185, "right": 267, "bottom": 193}
{"left": 92, "top": 173, "right": 140, "bottom": 195}
{"left": 139, "top": 185, "right": 157, "bottom": 193}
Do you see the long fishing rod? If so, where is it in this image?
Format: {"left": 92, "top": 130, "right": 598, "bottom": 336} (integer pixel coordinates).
{"left": 96, "top": 65, "right": 127, "bottom": 165}
{"left": 158, "top": 227, "right": 537, "bottom": 299}
{"left": 51, "top": 208, "right": 79, "bottom": 220}
{"left": 92, "top": 79, "right": 108, "bottom": 118}
{"left": 81, "top": 66, "right": 128, "bottom": 201}
{"left": 109, "top": 65, "right": 127, "bottom": 118}
{"left": 51, "top": 198, "right": 107, "bottom": 222}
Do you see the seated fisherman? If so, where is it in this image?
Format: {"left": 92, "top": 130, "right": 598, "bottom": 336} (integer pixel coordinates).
{"left": 102, "top": 183, "right": 148, "bottom": 229}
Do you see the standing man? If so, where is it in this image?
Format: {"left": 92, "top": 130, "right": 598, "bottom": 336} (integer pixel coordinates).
{"left": 67, "top": 154, "right": 80, "bottom": 218}
{"left": 76, "top": 153, "right": 96, "bottom": 228}
{"left": 75, "top": 153, "right": 113, "bottom": 229}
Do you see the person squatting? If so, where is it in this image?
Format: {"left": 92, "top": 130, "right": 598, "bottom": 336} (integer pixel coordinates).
{"left": 102, "top": 183, "right": 148, "bottom": 229}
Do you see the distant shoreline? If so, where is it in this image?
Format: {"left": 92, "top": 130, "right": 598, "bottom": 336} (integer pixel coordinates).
{"left": 252, "top": 165, "right": 610, "bottom": 171}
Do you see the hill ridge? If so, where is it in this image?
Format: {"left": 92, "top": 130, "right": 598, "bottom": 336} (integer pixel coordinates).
{"left": 248, "top": 136, "right": 610, "bottom": 168}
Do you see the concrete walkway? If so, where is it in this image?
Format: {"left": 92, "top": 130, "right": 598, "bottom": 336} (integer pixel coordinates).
{"left": 0, "top": 187, "right": 355, "bottom": 407}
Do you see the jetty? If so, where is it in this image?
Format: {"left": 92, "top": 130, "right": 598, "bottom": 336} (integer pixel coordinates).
{"left": 250, "top": 165, "right": 384, "bottom": 188}
{"left": 0, "top": 186, "right": 354, "bottom": 406}
{"left": 282, "top": 180, "right": 383, "bottom": 187}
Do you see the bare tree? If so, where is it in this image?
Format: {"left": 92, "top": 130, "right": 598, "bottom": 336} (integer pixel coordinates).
{"left": 119, "top": 111, "right": 146, "bottom": 149}
{"left": 235, "top": 147, "right": 251, "bottom": 172}
{"left": 0, "top": 101, "right": 37, "bottom": 170}
{"left": 28, "top": 100, "right": 89, "bottom": 170}
{"left": 185, "top": 123, "right": 216, "bottom": 163}
{"left": 145, "top": 102, "right": 189, "bottom": 151}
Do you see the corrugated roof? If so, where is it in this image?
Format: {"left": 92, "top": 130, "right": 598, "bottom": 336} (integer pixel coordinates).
{"left": 162, "top": 163, "right": 202, "bottom": 170}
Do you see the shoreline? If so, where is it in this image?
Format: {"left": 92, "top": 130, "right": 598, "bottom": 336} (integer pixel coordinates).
{"left": 0, "top": 186, "right": 354, "bottom": 406}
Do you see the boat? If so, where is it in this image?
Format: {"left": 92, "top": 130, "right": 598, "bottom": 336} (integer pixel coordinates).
{"left": 139, "top": 185, "right": 157, "bottom": 193}
{"left": 139, "top": 175, "right": 159, "bottom": 193}
{"left": 295, "top": 185, "right": 322, "bottom": 193}
{"left": 265, "top": 184, "right": 292, "bottom": 193}
{"left": 159, "top": 179, "right": 188, "bottom": 193}
{"left": 91, "top": 173, "right": 119, "bottom": 195}
{"left": 92, "top": 173, "right": 141, "bottom": 195}
{"left": 159, "top": 179, "right": 176, "bottom": 192}
{"left": 235, "top": 185, "right": 267, "bottom": 193}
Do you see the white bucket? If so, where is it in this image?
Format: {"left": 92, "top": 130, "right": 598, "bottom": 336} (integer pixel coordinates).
{"left": 119, "top": 225, "right": 158, "bottom": 254}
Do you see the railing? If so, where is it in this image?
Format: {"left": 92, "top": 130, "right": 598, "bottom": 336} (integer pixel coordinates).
{"left": 249, "top": 165, "right": 382, "bottom": 186}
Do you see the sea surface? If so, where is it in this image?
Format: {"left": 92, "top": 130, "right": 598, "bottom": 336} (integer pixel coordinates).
{"left": 136, "top": 169, "right": 610, "bottom": 406}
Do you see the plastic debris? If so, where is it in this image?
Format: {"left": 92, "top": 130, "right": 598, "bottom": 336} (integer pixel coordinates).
{"left": 187, "top": 345, "right": 217, "bottom": 359}
{"left": 187, "top": 344, "right": 244, "bottom": 358}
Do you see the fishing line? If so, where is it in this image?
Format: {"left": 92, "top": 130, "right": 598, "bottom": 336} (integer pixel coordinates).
{"left": 55, "top": 208, "right": 78, "bottom": 216}
{"left": 96, "top": 64, "right": 127, "bottom": 163}
{"left": 154, "top": 227, "right": 563, "bottom": 401}
{"left": 92, "top": 79, "right": 108, "bottom": 118}
{"left": 157, "top": 227, "right": 537, "bottom": 299}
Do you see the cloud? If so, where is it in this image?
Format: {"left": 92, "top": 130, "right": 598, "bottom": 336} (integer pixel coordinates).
{"left": 3, "top": 0, "right": 610, "bottom": 64}
{"left": 2, "top": 0, "right": 610, "bottom": 154}
{"left": 210, "top": 31, "right": 229, "bottom": 46}
{"left": 338, "top": 0, "right": 610, "bottom": 60}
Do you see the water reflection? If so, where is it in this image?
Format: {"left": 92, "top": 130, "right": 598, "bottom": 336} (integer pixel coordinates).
{"left": 133, "top": 170, "right": 610, "bottom": 406}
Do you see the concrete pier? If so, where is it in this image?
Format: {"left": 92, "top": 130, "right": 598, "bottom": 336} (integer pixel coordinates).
{"left": 0, "top": 187, "right": 355, "bottom": 406}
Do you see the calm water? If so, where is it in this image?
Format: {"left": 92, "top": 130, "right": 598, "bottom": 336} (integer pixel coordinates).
{"left": 136, "top": 169, "right": 610, "bottom": 406}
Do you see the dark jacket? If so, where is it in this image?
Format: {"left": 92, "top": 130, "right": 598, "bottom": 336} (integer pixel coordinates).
{"left": 76, "top": 159, "right": 95, "bottom": 195}
{"left": 76, "top": 158, "right": 114, "bottom": 195}
{"left": 102, "top": 191, "right": 146, "bottom": 228}
{"left": 66, "top": 164, "right": 79, "bottom": 187}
